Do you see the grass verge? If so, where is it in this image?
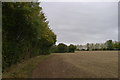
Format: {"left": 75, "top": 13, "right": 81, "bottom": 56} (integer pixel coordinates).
{"left": 2, "top": 55, "right": 50, "bottom": 78}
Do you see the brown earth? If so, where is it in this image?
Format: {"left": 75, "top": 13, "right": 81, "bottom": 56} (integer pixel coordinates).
{"left": 32, "top": 51, "right": 118, "bottom": 78}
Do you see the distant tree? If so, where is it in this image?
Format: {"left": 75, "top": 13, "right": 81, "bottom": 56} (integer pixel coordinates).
{"left": 113, "top": 41, "right": 120, "bottom": 50}
{"left": 86, "top": 43, "right": 89, "bottom": 51}
{"left": 113, "top": 41, "right": 118, "bottom": 50}
{"left": 50, "top": 45, "right": 58, "bottom": 53}
{"left": 118, "top": 42, "right": 120, "bottom": 50}
{"left": 57, "top": 43, "right": 68, "bottom": 53}
{"left": 68, "top": 44, "right": 76, "bottom": 53}
{"left": 105, "top": 40, "right": 113, "bottom": 50}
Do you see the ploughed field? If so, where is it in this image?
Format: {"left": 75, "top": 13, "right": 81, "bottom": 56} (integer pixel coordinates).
{"left": 32, "top": 51, "right": 118, "bottom": 78}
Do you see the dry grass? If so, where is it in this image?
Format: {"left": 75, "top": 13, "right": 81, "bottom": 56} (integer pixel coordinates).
{"left": 2, "top": 55, "right": 50, "bottom": 78}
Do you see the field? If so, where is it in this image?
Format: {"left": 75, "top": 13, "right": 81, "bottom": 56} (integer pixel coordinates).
{"left": 3, "top": 51, "right": 118, "bottom": 78}
{"left": 32, "top": 51, "right": 118, "bottom": 78}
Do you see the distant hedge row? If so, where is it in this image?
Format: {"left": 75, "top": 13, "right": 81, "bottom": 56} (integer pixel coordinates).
{"left": 2, "top": 2, "right": 56, "bottom": 71}
{"left": 50, "top": 43, "right": 76, "bottom": 53}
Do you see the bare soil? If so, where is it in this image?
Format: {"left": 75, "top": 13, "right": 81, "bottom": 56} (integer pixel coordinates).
{"left": 32, "top": 51, "right": 118, "bottom": 78}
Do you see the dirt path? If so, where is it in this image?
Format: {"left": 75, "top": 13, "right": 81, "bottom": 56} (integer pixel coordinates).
{"left": 32, "top": 51, "right": 118, "bottom": 78}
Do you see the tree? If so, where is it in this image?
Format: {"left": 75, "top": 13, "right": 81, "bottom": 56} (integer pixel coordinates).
{"left": 113, "top": 41, "right": 120, "bottom": 50}
{"left": 2, "top": 2, "right": 56, "bottom": 70}
{"left": 118, "top": 42, "right": 120, "bottom": 50}
{"left": 57, "top": 43, "right": 68, "bottom": 53}
{"left": 68, "top": 44, "right": 76, "bottom": 53}
{"left": 50, "top": 45, "right": 58, "bottom": 53}
{"left": 86, "top": 43, "right": 89, "bottom": 51}
{"left": 105, "top": 40, "right": 113, "bottom": 50}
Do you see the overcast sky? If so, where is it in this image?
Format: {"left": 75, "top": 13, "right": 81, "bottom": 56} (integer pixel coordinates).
{"left": 40, "top": 2, "right": 118, "bottom": 45}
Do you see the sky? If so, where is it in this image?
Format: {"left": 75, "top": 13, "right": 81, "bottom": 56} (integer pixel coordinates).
{"left": 40, "top": 2, "right": 118, "bottom": 45}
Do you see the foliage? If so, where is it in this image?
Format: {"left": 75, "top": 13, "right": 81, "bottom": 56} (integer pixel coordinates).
{"left": 57, "top": 43, "right": 68, "bottom": 53}
{"left": 50, "top": 43, "right": 76, "bottom": 53}
{"left": 77, "top": 40, "right": 120, "bottom": 51}
{"left": 86, "top": 43, "right": 89, "bottom": 51}
{"left": 105, "top": 40, "right": 113, "bottom": 50}
{"left": 50, "top": 45, "right": 58, "bottom": 53}
{"left": 2, "top": 2, "right": 56, "bottom": 71}
{"left": 68, "top": 44, "right": 76, "bottom": 53}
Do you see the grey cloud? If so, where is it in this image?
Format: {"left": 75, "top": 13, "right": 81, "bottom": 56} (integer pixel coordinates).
{"left": 40, "top": 2, "right": 118, "bottom": 45}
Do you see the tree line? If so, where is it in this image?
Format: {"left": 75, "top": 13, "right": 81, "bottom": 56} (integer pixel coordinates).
{"left": 105, "top": 40, "right": 120, "bottom": 50}
{"left": 50, "top": 43, "right": 76, "bottom": 53}
{"left": 2, "top": 2, "right": 56, "bottom": 71}
{"left": 76, "top": 40, "right": 120, "bottom": 51}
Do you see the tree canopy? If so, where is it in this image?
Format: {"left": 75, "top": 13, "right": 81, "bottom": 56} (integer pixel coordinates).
{"left": 2, "top": 2, "right": 56, "bottom": 70}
